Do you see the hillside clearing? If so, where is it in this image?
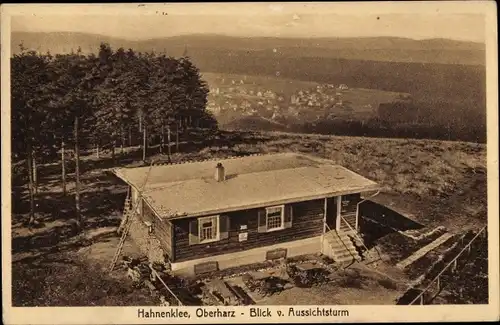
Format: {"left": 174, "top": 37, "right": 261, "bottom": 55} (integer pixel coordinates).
{"left": 10, "top": 130, "right": 487, "bottom": 306}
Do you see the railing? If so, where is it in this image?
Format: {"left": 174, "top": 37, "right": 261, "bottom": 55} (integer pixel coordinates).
{"left": 340, "top": 215, "right": 383, "bottom": 262}
{"left": 408, "top": 226, "right": 487, "bottom": 305}
{"left": 324, "top": 222, "right": 358, "bottom": 260}
{"left": 150, "top": 266, "right": 184, "bottom": 306}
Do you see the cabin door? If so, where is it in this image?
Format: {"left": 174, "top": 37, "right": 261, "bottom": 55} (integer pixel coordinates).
{"left": 325, "top": 197, "right": 339, "bottom": 231}
{"left": 339, "top": 194, "right": 361, "bottom": 231}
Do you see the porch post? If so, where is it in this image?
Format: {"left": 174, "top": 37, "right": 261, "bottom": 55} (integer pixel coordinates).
{"left": 355, "top": 198, "right": 360, "bottom": 232}
{"left": 321, "top": 197, "right": 327, "bottom": 254}
{"left": 336, "top": 195, "right": 341, "bottom": 231}
{"left": 323, "top": 198, "right": 327, "bottom": 232}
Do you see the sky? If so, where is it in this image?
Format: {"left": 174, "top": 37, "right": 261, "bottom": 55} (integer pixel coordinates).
{"left": 9, "top": 3, "right": 487, "bottom": 42}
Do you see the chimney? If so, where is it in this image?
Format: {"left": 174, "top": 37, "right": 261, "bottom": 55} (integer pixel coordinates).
{"left": 215, "top": 163, "right": 226, "bottom": 182}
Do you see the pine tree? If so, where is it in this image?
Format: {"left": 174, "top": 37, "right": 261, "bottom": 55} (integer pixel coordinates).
{"left": 49, "top": 50, "right": 101, "bottom": 231}
{"left": 11, "top": 42, "right": 217, "bottom": 230}
{"left": 11, "top": 46, "right": 53, "bottom": 225}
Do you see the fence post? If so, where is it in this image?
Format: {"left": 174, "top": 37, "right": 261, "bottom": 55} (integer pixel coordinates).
{"left": 420, "top": 294, "right": 424, "bottom": 305}
{"left": 436, "top": 276, "right": 440, "bottom": 291}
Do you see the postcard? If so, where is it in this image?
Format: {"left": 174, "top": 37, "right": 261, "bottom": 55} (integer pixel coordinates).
{"left": 1, "top": 2, "right": 498, "bottom": 324}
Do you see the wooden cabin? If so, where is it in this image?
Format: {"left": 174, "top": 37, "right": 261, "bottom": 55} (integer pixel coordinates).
{"left": 113, "top": 153, "right": 380, "bottom": 277}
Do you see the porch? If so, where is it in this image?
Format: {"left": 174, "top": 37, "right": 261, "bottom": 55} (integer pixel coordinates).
{"left": 321, "top": 194, "right": 364, "bottom": 264}
{"left": 323, "top": 194, "right": 360, "bottom": 232}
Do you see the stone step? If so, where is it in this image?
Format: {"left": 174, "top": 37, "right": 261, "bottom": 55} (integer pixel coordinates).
{"left": 333, "top": 249, "right": 359, "bottom": 259}
{"left": 329, "top": 238, "right": 358, "bottom": 248}
{"left": 351, "top": 237, "right": 364, "bottom": 245}
{"left": 331, "top": 242, "right": 359, "bottom": 254}
{"left": 334, "top": 254, "right": 361, "bottom": 263}
{"left": 329, "top": 243, "right": 356, "bottom": 252}
{"left": 335, "top": 232, "right": 354, "bottom": 239}
{"left": 327, "top": 236, "right": 355, "bottom": 245}
{"left": 333, "top": 243, "right": 359, "bottom": 252}
{"left": 328, "top": 235, "right": 354, "bottom": 244}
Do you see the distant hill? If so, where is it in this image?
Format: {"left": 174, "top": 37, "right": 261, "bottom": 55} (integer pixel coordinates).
{"left": 11, "top": 32, "right": 485, "bottom": 66}
{"left": 11, "top": 31, "right": 486, "bottom": 141}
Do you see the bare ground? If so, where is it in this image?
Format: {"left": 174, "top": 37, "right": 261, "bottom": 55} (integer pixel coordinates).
{"left": 258, "top": 263, "right": 407, "bottom": 305}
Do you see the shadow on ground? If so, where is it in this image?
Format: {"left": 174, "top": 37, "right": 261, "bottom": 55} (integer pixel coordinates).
{"left": 11, "top": 184, "right": 126, "bottom": 255}
{"left": 358, "top": 200, "right": 425, "bottom": 249}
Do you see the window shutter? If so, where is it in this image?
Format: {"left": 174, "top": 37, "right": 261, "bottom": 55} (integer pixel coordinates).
{"left": 219, "top": 215, "right": 229, "bottom": 240}
{"left": 284, "top": 205, "right": 293, "bottom": 229}
{"left": 189, "top": 219, "right": 199, "bottom": 245}
{"left": 257, "top": 209, "right": 267, "bottom": 233}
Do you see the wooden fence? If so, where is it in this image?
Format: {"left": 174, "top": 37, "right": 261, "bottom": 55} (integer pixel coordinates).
{"left": 407, "top": 226, "right": 487, "bottom": 305}
{"left": 150, "top": 266, "right": 184, "bottom": 306}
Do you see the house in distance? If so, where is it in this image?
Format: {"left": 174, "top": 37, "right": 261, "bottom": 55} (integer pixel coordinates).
{"left": 112, "top": 153, "right": 380, "bottom": 277}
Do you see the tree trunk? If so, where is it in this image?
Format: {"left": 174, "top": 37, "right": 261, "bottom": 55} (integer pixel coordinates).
{"left": 142, "top": 123, "right": 147, "bottom": 162}
{"left": 167, "top": 125, "right": 172, "bottom": 161}
{"left": 27, "top": 142, "right": 36, "bottom": 225}
{"left": 139, "top": 115, "right": 142, "bottom": 133}
{"left": 111, "top": 138, "right": 116, "bottom": 164}
{"left": 74, "top": 116, "right": 81, "bottom": 231}
{"left": 120, "top": 124, "right": 125, "bottom": 154}
{"left": 61, "top": 139, "right": 66, "bottom": 196}
{"left": 32, "top": 150, "right": 38, "bottom": 195}
{"left": 128, "top": 126, "right": 132, "bottom": 147}
{"left": 176, "top": 122, "right": 180, "bottom": 152}
{"left": 160, "top": 123, "right": 165, "bottom": 154}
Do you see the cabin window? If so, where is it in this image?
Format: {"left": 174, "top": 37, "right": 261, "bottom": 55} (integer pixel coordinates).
{"left": 266, "top": 205, "right": 285, "bottom": 231}
{"left": 258, "top": 205, "right": 292, "bottom": 233}
{"left": 198, "top": 216, "right": 220, "bottom": 243}
{"left": 189, "top": 215, "right": 229, "bottom": 245}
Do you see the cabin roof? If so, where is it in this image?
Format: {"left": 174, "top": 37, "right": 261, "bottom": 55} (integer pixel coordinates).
{"left": 113, "top": 152, "right": 379, "bottom": 219}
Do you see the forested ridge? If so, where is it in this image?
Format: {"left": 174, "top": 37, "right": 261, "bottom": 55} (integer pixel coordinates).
{"left": 11, "top": 42, "right": 216, "bottom": 229}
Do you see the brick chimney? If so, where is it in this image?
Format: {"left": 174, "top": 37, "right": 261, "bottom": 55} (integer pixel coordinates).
{"left": 215, "top": 163, "right": 226, "bottom": 182}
